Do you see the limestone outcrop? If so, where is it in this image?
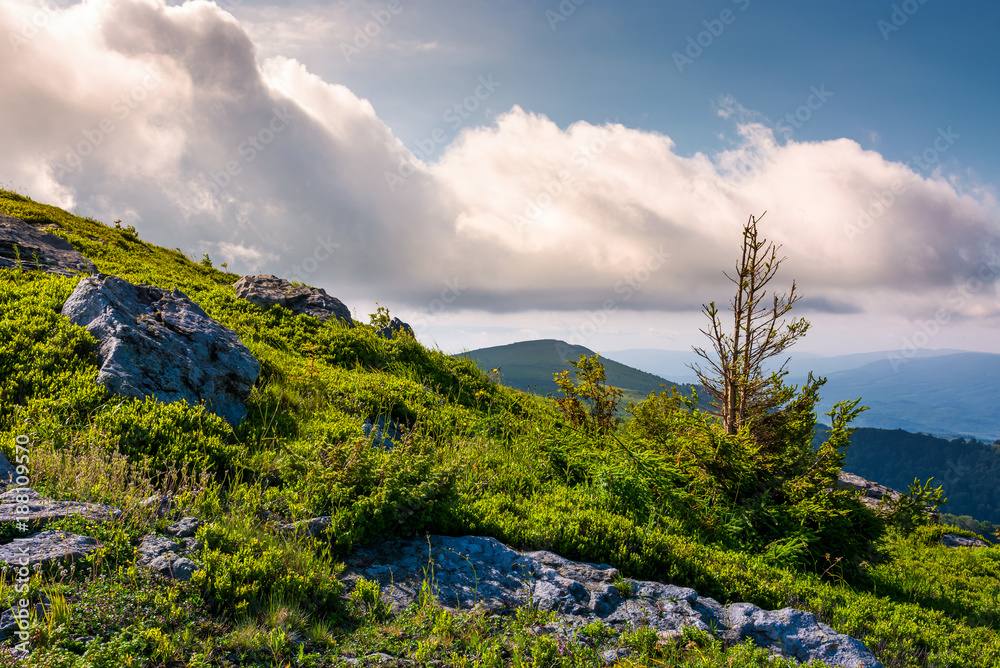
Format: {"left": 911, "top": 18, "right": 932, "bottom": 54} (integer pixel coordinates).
{"left": 0, "top": 214, "right": 97, "bottom": 276}
{"left": 232, "top": 274, "right": 353, "bottom": 326}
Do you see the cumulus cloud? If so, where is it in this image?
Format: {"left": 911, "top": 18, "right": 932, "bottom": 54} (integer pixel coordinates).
{"left": 1, "top": 0, "right": 997, "bottom": 323}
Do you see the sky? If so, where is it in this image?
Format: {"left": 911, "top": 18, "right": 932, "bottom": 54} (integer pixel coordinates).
{"left": 2, "top": 0, "right": 999, "bottom": 356}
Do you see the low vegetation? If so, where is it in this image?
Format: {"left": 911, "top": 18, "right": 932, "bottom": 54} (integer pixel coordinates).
{"left": 1, "top": 189, "right": 999, "bottom": 666}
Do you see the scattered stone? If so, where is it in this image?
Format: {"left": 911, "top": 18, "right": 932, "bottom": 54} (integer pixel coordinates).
{"left": 362, "top": 416, "right": 403, "bottom": 450}
{"left": 0, "top": 488, "right": 121, "bottom": 530}
{"left": 62, "top": 274, "right": 260, "bottom": 426}
{"left": 0, "top": 214, "right": 97, "bottom": 276}
{"left": 376, "top": 317, "right": 414, "bottom": 340}
{"left": 342, "top": 535, "right": 883, "bottom": 668}
{"left": 232, "top": 275, "right": 353, "bottom": 327}
{"left": 0, "top": 452, "right": 18, "bottom": 490}
{"left": 141, "top": 494, "right": 175, "bottom": 519}
{"left": 601, "top": 648, "right": 629, "bottom": 666}
{"left": 941, "top": 533, "right": 988, "bottom": 549}
{"left": 725, "top": 603, "right": 882, "bottom": 668}
{"left": 278, "top": 516, "right": 331, "bottom": 537}
{"left": 0, "top": 531, "right": 99, "bottom": 569}
{"left": 362, "top": 653, "right": 395, "bottom": 664}
{"left": 836, "top": 471, "right": 901, "bottom": 512}
{"left": 137, "top": 534, "right": 200, "bottom": 580}
{"left": 166, "top": 517, "right": 203, "bottom": 538}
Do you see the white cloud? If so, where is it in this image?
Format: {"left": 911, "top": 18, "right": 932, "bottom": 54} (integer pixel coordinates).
{"left": 0, "top": 0, "right": 997, "bottom": 329}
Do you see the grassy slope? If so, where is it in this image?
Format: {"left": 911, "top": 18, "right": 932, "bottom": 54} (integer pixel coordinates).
{"left": 1, "top": 189, "right": 999, "bottom": 667}
{"left": 457, "top": 339, "right": 697, "bottom": 406}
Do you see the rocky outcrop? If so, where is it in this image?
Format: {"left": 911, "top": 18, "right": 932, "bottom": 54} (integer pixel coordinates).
{"left": 941, "top": 534, "right": 988, "bottom": 549}
{"left": 376, "top": 317, "right": 414, "bottom": 339}
{"left": 0, "top": 488, "right": 121, "bottom": 530}
{"left": 136, "top": 533, "right": 201, "bottom": 581}
{"left": 0, "top": 214, "right": 97, "bottom": 276}
{"left": 232, "top": 274, "right": 353, "bottom": 327}
{"left": 0, "top": 531, "right": 99, "bottom": 569}
{"left": 343, "top": 535, "right": 883, "bottom": 668}
{"left": 61, "top": 274, "right": 260, "bottom": 426}
{"left": 836, "top": 471, "right": 901, "bottom": 512}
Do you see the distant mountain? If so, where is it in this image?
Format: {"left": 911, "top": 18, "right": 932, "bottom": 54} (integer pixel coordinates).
{"left": 814, "top": 425, "right": 1000, "bottom": 524}
{"left": 456, "top": 339, "right": 693, "bottom": 405}
{"left": 606, "top": 348, "right": 1000, "bottom": 441}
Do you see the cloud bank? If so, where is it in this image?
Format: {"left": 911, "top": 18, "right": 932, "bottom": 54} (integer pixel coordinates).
{"left": 2, "top": 0, "right": 998, "bottom": 322}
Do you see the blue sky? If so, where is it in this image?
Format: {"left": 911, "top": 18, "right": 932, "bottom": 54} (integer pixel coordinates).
{"left": 2, "top": 0, "right": 999, "bottom": 356}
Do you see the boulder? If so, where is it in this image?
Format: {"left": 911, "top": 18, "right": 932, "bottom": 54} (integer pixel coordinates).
{"left": 0, "top": 488, "right": 121, "bottom": 530}
{"left": 61, "top": 274, "right": 260, "bottom": 426}
{"left": 137, "top": 534, "right": 200, "bottom": 580}
{"left": 342, "top": 535, "right": 883, "bottom": 668}
{"left": 0, "top": 531, "right": 99, "bottom": 569}
{"left": 232, "top": 274, "right": 353, "bottom": 327}
{"left": 941, "top": 533, "right": 988, "bottom": 548}
{"left": 0, "top": 214, "right": 97, "bottom": 276}
{"left": 0, "top": 452, "right": 18, "bottom": 490}
{"left": 376, "top": 317, "right": 414, "bottom": 339}
{"left": 836, "top": 471, "right": 901, "bottom": 511}
{"left": 166, "top": 517, "right": 203, "bottom": 538}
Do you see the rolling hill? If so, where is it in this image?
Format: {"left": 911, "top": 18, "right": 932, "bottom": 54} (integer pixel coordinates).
{"left": 456, "top": 339, "right": 694, "bottom": 405}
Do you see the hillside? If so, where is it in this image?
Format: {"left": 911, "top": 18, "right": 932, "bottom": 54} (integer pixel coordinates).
{"left": 2, "top": 189, "right": 1000, "bottom": 666}
{"left": 456, "top": 339, "right": 696, "bottom": 405}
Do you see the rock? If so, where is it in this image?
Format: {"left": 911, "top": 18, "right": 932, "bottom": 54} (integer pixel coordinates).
{"left": 278, "top": 516, "right": 331, "bottom": 537}
{"left": 61, "top": 274, "right": 260, "bottom": 426}
{"left": 836, "top": 471, "right": 901, "bottom": 512}
{"left": 141, "top": 494, "right": 174, "bottom": 519}
{"left": 137, "top": 534, "right": 200, "bottom": 580}
{"left": 232, "top": 275, "right": 353, "bottom": 327}
{"left": 0, "top": 531, "right": 99, "bottom": 569}
{"left": 166, "top": 517, "right": 203, "bottom": 538}
{"left": 725, "top": 603, "right": 882, "bottom": 668}
{"left": 376, "top": 317, "right": 414, "bottom": 340}
{"left": 362, "top": 416, "right": 403, "bottom": 450}
{"left": 0, "top": 452, "right": 18, "bottom": 490}
{"left": 0, "top": 488, "right": 121, "bottom": 530}
{"left": 941, "top": 533, "right": 988, "bottom": 548}
{"left": 601, "top": 648, "right": 629, "bottom": 666}
{"left": 342, "top": 535, "right": 883, "bottom": 667}
{"left": 0, "top": 214, "right": 97, "bottom": 276}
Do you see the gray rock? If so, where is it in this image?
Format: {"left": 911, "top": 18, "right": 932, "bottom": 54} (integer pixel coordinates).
{"left": 376, "top": 317, "right": 414, "bottom": 339}
{"left": 147, "top": 555, "right": 198, "bottom": 581}
{"left": 0, "top": 488, "right": 121, "bottom": 530}
{"left": 0, "top": 531, "right": 99, "bottom": 569}
{"left": 0, "top": 452, "right": 18, "bottom": 490}
{"left": 836, "top": 471, "right": 902, "bottom": 512}
{"left": 278, "top": 516, "right": 331, "bottom": 537}
{"left": 166, "top": 517, "right": 203, "bottom": 538}
{"left": 601, "top": 648, "right": 629, "bottom": 666}
{"left": 725, "top": 603, "right": 882, "bottom": 668}
{"left": 140, "top": 494, "right": 174, "bottom": 518}
{"left": 941, "top": 533, "right": 987, "bottom": 548}
{"left": 137, "top": 534, "right": 181, "bottom": 566}
{"left": 232, "top": 274, "right": 353, "bottom": 327}
{"left": 0, "top": 214, "right": 97, "bottom": 276}
{"left": 61, "top": 274, "right": 260, "bottom": 426}
{"left": 342, "top": 535, "right": 883, "bottom": 667}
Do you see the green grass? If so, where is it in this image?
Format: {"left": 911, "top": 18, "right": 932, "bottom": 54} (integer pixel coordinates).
{"left": 1, "top": 188, "right": 1000, "bottom": 667}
